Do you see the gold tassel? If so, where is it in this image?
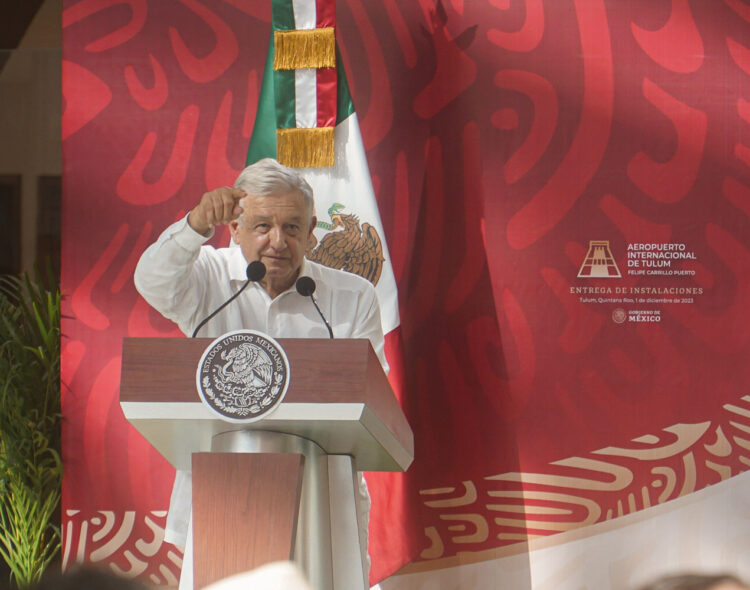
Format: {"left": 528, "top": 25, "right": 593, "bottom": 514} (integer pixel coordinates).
{"left": 277, "top": 127, "right": 335, "bottom": 168}
{"left": 274, "top": 28, "right": 336, "bottom": 70}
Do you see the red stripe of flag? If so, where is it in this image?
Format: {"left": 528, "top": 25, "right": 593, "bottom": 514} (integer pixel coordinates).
{"left": 316, "top": 0, "right": 335, "bottom": 28}
{"left": 316, "top": 67, "right": 337, "bottom": 127}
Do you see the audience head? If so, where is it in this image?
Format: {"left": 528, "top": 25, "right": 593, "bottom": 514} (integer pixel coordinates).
{"left": 637, "top": 573, "right": 749, "bottom": 590}
{"left": 30, "top": 566, "right": 148, "bottom": 590}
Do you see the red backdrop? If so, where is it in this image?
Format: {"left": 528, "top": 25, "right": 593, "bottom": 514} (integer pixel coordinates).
{"left": 62, "top": 0, "right": 750, "bottom": 585}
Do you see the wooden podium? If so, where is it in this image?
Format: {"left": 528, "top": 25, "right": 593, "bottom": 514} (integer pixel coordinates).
{"left": 119, "top": 337, "right": 413, "bottom": 590}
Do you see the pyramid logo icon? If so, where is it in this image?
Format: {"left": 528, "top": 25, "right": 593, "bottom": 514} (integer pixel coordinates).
{"left": 577, "top": 240, "right": 621, "bottom": 278}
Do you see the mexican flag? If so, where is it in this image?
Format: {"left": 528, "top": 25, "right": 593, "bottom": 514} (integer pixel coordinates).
{"left": 244, "top": 0, "right": 414, "bottom": 583}
{"left": 246, "top": 29, "right": 398, "bottom": 332}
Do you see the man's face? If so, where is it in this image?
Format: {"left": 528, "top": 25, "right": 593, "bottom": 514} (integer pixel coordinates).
{"left": 229, "top": 191, "right": 316, "bottom": 296}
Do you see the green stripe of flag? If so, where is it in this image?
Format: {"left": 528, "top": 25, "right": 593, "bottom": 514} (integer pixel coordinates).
{"left": 274, "top": 68, "right": 296, "bottom": 129}
{"left": 271, "top": 0, "right": 296, "bottom": 30}
{"left": 335, "top": 48, "right": 354, "bottom": 122}
{"left": 246, "top": 37, "right": 278, "bottom": 164}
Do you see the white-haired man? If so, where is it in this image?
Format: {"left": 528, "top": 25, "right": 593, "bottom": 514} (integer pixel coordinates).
{"left": 134, "top": 158, "right": 385, "bottom": 589}
{"left": 135, "top": 158, "right": 387, "bottom": 367}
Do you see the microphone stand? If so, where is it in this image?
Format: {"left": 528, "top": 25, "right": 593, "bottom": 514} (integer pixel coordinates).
{"left": 295, "top": 276, "right": 333, "bottom": 339}
{"left": 191, "top": 261, "right": 266, "bottom": 338}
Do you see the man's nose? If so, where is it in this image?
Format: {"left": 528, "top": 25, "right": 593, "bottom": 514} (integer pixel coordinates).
{"left": 269, "top": 226, "right": 285, "bottom": 248}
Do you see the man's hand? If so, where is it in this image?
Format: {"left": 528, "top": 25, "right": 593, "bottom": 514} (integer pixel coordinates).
{"left": 187, "top": 187, "right": 246, "bottom": 236}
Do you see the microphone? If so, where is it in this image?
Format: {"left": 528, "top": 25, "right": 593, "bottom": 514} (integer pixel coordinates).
{"left": 245, "top": 260, "right": 266, "bottom": 282}
{"left": 295, "top": 276, "right": 333, "bottom": 339}
{"left": 191, "top": 261, "right": 266, "bottom": 338}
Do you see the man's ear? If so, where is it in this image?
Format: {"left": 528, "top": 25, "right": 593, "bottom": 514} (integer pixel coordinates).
{"left": 229, "top": 220, "right": 240, "bottom": 243}
{"left": 308, "top": 216, "right": 317, "bottom": 238}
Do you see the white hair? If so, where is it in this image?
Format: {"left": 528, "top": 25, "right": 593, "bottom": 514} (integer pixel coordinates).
{"left": 233, "top": 158, "right": 314, "bottom": 222}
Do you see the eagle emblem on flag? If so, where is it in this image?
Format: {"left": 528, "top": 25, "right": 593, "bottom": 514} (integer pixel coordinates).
{"left": 307, "top": 203, "right": 385, "bottom": 286}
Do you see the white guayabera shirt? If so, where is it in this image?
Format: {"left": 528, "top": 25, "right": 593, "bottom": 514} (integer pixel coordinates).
{"left": 135, "top": 216, "right": 388, "bottom": 370}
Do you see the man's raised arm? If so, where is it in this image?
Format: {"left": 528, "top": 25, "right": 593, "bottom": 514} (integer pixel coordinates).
{"left": 133, "top": 187, "right": 246, "bottom": 330}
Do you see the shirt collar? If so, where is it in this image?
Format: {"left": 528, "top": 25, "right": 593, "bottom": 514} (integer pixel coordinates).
{"left": 297, "top": 258, "right": 312, "bottom": 280}
{"left": 228, "top": 247, "right": 251, "bottom": 282}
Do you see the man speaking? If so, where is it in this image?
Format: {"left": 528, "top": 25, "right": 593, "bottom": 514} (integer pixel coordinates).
{"left": 135, "top": 157, "right": 387, "bottom": 369}
{"left": 134, "top": 157, "right": 386, "bottom": 587}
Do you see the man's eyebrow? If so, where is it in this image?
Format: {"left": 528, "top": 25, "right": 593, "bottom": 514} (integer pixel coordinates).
{"left": 248, "top": 214, "right": 305, "bottom": 223}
